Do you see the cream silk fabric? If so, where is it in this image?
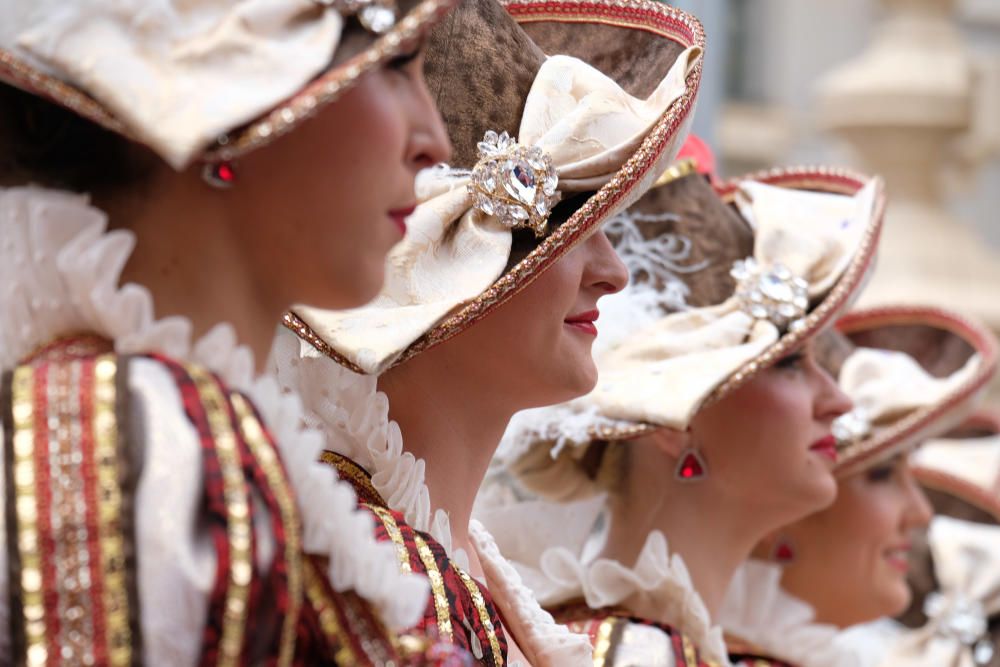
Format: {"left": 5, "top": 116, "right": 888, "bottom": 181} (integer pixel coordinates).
{"left": 586, "top": 179, "right": 878, "bottom": 430}
{"left": 913, "top": 433, "right": 1000, "bottom": 494}
{"left": 881, "top": 516, "right": 1000, "bottom": 667}
{"left": 840, "top": 346, "right": 982, "bottom": 428}
{"left": 295, "top": 47, "right": 702, "bottom": 375}
{"left": 1, "top": 0, "right": 343, "bottom": 168}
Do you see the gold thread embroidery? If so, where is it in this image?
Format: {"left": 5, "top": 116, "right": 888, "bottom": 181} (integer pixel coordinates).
{"left": 681, "top": 635, "right": 698, "bottom": 665}
{"left": 231, "top": 394, "right": 303, "bottom": 667}
{"left": 11, "top": 364, "right": 47, "bottom": 666}
{"left": 592, "top": 617, "right": 617, "bottom": 667}
{"left": 455, "top": 569, "right": 503, "bottom": 666}
{"left": 413, "top": 534, "right": 453, "bottom": 642}
{"left": 303, "top": 558, "right": 360, "bottom": 666}
{"left": 187, "top": 365, "right": 253, "bottom": 666}
{"left": 92, "top": 356, "right": 131, "bottom": 666}
{"left": 369, "top": 506, "right": 412, "bottom": 574}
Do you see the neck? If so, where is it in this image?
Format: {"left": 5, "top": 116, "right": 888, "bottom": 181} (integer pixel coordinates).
{"left": 106, "top": 175, "right": 280, "bottom": 371}
{"left": 378, "top": 351, "right": 514, "bottom": 550}
{"left": 601, "top": 440, "right": 766, "bottom": 619}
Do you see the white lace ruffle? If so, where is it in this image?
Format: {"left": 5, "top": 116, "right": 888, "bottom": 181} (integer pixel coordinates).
{"left": 476, "top": 497, "right": 728, "bottom": 664}
{"left": 271, "top": 328, "right": 595, "bottom": 665}
{"left": 270, "top": 329, "right": 461, "bottom": 559}
{"left": 470, "top": 520, "right": 597, "bottom": 666}
{"left": 718, "top": 560, "right": 887, "bottom": 667}
{"left": 0, "top": 185, "right": 428, "bottom": 631}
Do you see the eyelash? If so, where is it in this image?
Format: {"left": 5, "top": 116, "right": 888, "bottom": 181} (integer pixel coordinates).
{"left": 388, "top": 50, "right": 420, "bottom": 72}
{"left": 775, "top": 352, "right": 805, "bottom": 369}
{"left": 866, "top": 465, "right": 895, "bottom": 483}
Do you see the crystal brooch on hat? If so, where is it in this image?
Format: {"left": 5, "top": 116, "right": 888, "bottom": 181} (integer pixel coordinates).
{"left": 469, "top": 131, "right": 561, "bottom": 238}
{"left": 730, "top": 258, "right": 809, "bottom": 331}
{"left": 314, "top": 0, "right": 397, "bottom": 34}
{"left": 832, "top": 408, "right": 871, "bottom": 448}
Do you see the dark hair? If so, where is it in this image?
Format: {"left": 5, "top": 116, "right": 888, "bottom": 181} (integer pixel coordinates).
{"left": 0, "top": 82, "right": 155, "bottom": 193}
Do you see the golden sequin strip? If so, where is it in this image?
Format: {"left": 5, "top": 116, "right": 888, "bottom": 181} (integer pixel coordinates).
{"left": 681, "top": 635, "right": 698, "bottom": 665}
{"left": 91, "top": 357, "right": 132, "bottom": 665}
{"left": 592, "top": 617, "right": 617, "bottom": 667}
{"left": 456, "top": 569, "right": 503, "bottom": 666}
{"left": 369, "top": 506, "right": 413, "bottom": 574}
{"left": 10, "top": 363, "right": 48, "bottom": 666}
{"left": 231, "top": 394, "right": 303, "bottom": 667}
{"left": 303, "top": 557, "right": 360, "bottom": 666}
{"left": 413, "top": 534, "right": 453, "bottom": 642}
{"left": 187, "top": 365, "right": 253, "bottom": 666}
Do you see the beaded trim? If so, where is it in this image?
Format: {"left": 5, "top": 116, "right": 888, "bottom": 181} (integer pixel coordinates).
{"left": 370, "top": 506, "right": 414, "bottom": 573}
{"left": 4, "top": 353, "right": 137, "bottom": 667}
{"left": 831, "top": 306, "right": 999, "bottom": 477}
{"left": 456, "top": 569, "right": 504, "bottom": 666}
{"left": 231, "top": 394, "right": 304, "bottom": 666}
{"left": 413, "top": 533, "right": 455, "bottom": 642}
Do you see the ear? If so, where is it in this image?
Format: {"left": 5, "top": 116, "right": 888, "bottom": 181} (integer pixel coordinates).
{"left": 648, "top": 426, "right": 691, "bottom": 460}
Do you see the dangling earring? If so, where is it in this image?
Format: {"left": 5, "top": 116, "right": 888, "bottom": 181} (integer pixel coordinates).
{"left": 771, "top": 536, "right": 796, "bottom": 564}
{"left": 201, "top": 160, "right": 237, "bottom": 189}
{"left": 674, "top": 447, "right": 708, "bottom": 482}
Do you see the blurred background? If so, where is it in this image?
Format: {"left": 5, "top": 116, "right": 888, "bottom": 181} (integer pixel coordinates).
{"left": 667, "top": 0, "right": 1000, "bottom": 402}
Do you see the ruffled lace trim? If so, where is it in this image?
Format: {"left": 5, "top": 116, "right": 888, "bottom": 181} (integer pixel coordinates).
{"left": 718, "top": 560, "right": 885, "bottom": 667}
{"left": 271, "top": 329, "right": 461, "bottom": 560}
{"left": 476, "top": 496, "right": 727, "bottom": 664}
{"left": 0, "top": 185, "right": 427, "bottom": 630}
{"left": 470, "top": 521, "right": 596, "bottom": 667}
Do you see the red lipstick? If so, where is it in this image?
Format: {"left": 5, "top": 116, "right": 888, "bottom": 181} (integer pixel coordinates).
{"left": 565, "top": 309, "right": 599, "bottom": 337}
{"left": 389, "top": 205, "right": 416, "bottom": 235}
{"left": 809, "top": 434, "right": 838, "bottom": 463}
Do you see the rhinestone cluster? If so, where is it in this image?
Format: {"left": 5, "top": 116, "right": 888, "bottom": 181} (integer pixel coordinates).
{"left": 731, "top": 258, "right": 809, "bottom": 331}
{"left": 469, "top": 131, "right": 561, "bottom": 238}
{"left": 924, "top": 591, "right": 994, "bottom": 664}
{"left": 314, "top": 0, "right": 398, "bottom": 34}
{"left": 832, "top": 408, "right": 871, "bottom": 448}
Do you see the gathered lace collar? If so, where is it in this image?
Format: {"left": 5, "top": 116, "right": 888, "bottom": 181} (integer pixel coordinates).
{"left": 719, "top": 560, "right": 892, "bottom": 667}
{"left": 476, "top": 496, "right": 729, "bottom": 664}
{"left": 270, "top": 326, "right": 595, "bottom": 666}
{"left": 0, "top": 185, "right": 429, "bottom": 630}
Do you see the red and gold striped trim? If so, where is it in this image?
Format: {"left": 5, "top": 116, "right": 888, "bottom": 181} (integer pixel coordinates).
{"left": 4, "top": 353, "right": 137, "bottom": 667}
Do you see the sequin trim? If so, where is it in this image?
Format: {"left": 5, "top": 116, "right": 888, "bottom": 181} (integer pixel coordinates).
{"left": 413, "top": 533, "right": 454, "bottom": 642}
{"left": 231, "top": 393, "right": 303, "bottom": 667}
{"left": 5, "top": 354, "right": 136, "bottom": 666}
{"left": 456, "top": 569, "right": 503, "bottom": 666}
{"left": 186, "top": 365, "right": 253, "bottom": 666}
{"left": 592, "top": 617, "right": 617, "bottom": 667}
{"left": 303, "top": 557, "right": 360, "bottom": 665}
{"left": 370, "top": 506, "right": 413, "bottom": 574}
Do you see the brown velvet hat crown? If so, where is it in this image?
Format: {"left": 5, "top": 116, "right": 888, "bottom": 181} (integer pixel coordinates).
{"left": 285, "top": 0, "right": 705, "bottom": 375}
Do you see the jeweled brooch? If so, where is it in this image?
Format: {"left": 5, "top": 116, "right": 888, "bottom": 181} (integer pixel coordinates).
{"left": 730, "top": 258, "right": 809, "bottom": 331}
{"left": 832, "top": 408, "right": 871, "bottom": 448}
{"left": 468, "top": 130, "right": 561, "bottom": 238}
{"left": 314, "top": 0, "right": 397, "bottom": 34}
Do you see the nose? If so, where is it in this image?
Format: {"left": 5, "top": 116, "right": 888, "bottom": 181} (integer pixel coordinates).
{"left": 406, "top": 69, "right": 453, "bottom": 170}
{"left": 811, "top": 361, "right": 853, "bottom": 423}
{"left": 583, "top": 230, "right": 629, "bottom": 295}
{"left": 901, "top": 466, "right": 934, "bottom": 530}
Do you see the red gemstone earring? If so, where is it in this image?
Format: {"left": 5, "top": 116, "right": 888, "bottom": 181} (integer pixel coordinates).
{"left": 201, "top": 160, "right": 237, "bottom": 189}
{"left": 674, "top": 447, "right": 707, "bottom": 482}
{"left": 771, "top": 537, "right": 796, "bottom": 564}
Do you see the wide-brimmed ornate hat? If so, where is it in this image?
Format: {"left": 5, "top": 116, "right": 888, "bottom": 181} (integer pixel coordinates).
{"left": 0, "top": 0, "right": 458, "bottom": 169}
{"left": 824, "top": 306, "right": 999, "bottom": 478}
{"left": 889, "top": 412, "right": 1000, "bottom": 666}
{"left": 283, "top": 0, "right": 705, "bottom": 375}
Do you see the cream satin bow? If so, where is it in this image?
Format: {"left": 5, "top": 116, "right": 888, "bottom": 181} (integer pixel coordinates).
{"left": 2, "top": 0, "right": 345, "bottom": 168}
{"left": 833, "top": 347, "right": 982, "bottom": 445}
{"left": 294, "top": 47, "right": 702, "bottom": 375}
{"left": 882, "top": 516, "right": 1000, "bottom": 667}
{"left": 585, "top": 179, "right": 877, "bottom": 430}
